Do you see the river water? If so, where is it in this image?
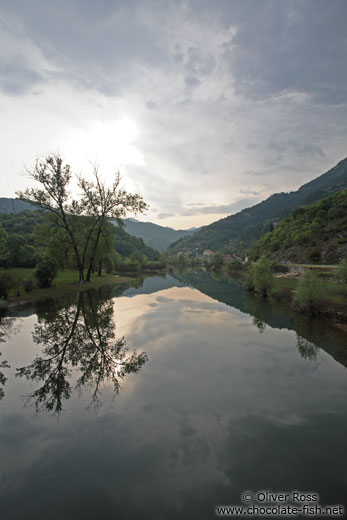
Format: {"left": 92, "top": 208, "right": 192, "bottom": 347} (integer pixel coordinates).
{"left": 1, "top": 271, "right": 347, "bottom": 519}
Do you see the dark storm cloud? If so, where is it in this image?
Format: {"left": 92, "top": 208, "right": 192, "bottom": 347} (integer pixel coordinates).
{"left": 1, "top": 0, "right": 346, "bottom": 108}
{"left": 219, "top": 0, "right": 347, "bottom": 105}
{"left": 0, "top": 0, "right": 166, "bottom": 95}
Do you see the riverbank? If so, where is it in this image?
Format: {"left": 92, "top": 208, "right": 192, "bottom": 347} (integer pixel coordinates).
{"left": 270, "top": 274, "right": 347, "bottom": 326}
{"left": 214, "top": 261, "right": 347, "bottom": 328}
{"left": 0, "top": 268, "right": 133, "bottom": 307}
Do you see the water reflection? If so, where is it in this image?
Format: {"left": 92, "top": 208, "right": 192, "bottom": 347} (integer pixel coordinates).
{"left": 16, "top": 289, "right": 148, "bottom": 414}
{"left": 0, "top": 313, "right": 16, "bottom": 400}
{"left": 173, "top": 269, "right": 347, "bottom": 367}
{"left": 1, "top": 274, "right": 347, "bottom": 517}
{"left": 0, "top": 352, "right": 10, "bottom": 400}
{"left": 296, "top": 334, "right": 320, "bottom": 361}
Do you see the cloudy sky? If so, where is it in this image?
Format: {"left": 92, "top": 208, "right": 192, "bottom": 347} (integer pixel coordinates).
{"left": 1, "top": 0, "right": 346, "bottom": 229}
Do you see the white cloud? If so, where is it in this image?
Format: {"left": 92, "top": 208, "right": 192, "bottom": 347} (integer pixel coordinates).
{"left": 1, "top": 0, "right": 347, "bottom": 229}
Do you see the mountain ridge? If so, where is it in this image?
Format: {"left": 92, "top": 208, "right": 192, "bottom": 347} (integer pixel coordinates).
{"left": 169, "top": 157, "right": 347, "bottom": 254}
{"left": 0, "top": 198, "right": 197, "bottom": 252}
{"left": 122, "top": 218, "right": 198, "bottom": 251}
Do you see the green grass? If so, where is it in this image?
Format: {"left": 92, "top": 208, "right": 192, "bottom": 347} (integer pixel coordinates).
{"left": 0, "top": 268, "right": 132, "bottom": 305}
{"left": 272, "top": 273, "right": 347, "bottom": 309}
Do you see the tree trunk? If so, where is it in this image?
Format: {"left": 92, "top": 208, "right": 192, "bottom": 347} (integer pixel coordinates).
{"left": 85, "top": 227, "right": 102, "bottom": 282}
{"left": 79, "top": 267, "right": 84, "bottom": 283}
{"left": 98, "top": 260, "right": 102, "bottom": 276}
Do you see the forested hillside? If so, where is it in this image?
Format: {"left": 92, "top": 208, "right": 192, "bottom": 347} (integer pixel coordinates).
{"left": 123, "top": 218, "right": 197, "bottom": 251}
{"left": 0, "top": 211, "right": 159, "bottom": 268}
{"left": 0, "top": 198, "right": 196, "bottom": 253}
{"left": 250, "top": 190, "right": 347, "bottom": 264}
{"left": 169, "top": 157, "right": 347, "bottom": 254}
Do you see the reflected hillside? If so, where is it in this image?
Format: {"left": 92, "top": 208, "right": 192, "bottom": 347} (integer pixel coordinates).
{"left": 174, "top": 270, "right": 347, "bottom": 368}
{"left": 16, "top": 288, "right": 148, "bottom": 414}
{"left": 117, "top": 273, "right": 185, "bottom": 298}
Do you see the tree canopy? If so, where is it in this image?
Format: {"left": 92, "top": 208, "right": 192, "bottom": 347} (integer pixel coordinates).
{"left": 17, "top": 154, "right": 148, "bottom": 281}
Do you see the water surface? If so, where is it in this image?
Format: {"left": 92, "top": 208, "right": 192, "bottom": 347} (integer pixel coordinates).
{"left": 1, "top": 272, "right": 347, "bottom": 519}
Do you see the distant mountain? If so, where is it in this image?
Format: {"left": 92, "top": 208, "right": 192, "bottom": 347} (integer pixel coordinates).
{"left": 0, "top": 210, "right": 159, "bottom": 262}
{"left": 0, "top": 198, "right": 196, "bottom": 252}
{"left": 0, "top": 197, "right": 36, "bottom": 213}
{"left": 169, "top": 157, "right": 347, "bottom": 254}
{"left": 112, "top": 225, "right": 159, "bottom": 260}
{"left": 123, "top": 218, "right": 198, "bottom": 251}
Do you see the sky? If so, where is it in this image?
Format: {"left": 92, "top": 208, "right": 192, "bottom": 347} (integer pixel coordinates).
{"left": 1, "top": 0, "right": 347, "bottom": 229}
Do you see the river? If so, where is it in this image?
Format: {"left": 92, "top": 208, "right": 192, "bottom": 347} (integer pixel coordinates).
{"left": 1, "top": 271, "right": 347, "bottom": 519}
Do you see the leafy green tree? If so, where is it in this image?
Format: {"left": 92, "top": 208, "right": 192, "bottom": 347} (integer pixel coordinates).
{"left": 292, "top": 270, "right": 321, "bottom": 312}
{"left": 334, "top": 259, "right": 347, "bottom": 285}
{"left": 86, "top": 221, "right": 117, "bottom": 276}
{"left": 18, "top": 154, "right": 148, "bottom": 282}
{"left": 129, "top": 251, "right": 147, "bottom": 265}
{"left": 112, "top": 251, "right": 122, "bottom": 268}
{"left": 5, "top": 233, "right": 36, "bottom": 267}
{"left": 212, "top": 252, "right": 224, "bottom": 268}
{"left": 0, "top": 225, "right": 7, "bottom": 263}
{"left": 177, "top": 253, "right": 187, "bottom": 266}
{"left": 247, "top": 256, "right": 274, "bottom": 296}
{"left": 6, "top": 234, "right": 25, "bottom": 266}
{"left": 0, "top": 272, "right": 14, "bottom": 299}
{"left": 33, "top": 214, "right": 77, "bottom": 269}
{"left": 35, "top": 256, "right": 58, "bottom": 288}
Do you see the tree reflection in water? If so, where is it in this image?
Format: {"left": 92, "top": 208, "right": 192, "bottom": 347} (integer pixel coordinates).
{"left": 296, "top": 334, "right": 319, "bottom": 361}
{"left": 16, "top": 290, "right": 148, "bottom": 414}
{"left": 0, "top": 314, "right": 16, "bottom": 400}
{"left": 0, "top": 353, "right": 10, "bottom": 400}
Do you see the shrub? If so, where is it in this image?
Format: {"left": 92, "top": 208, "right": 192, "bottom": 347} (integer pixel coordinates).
{"left": 308, "top": 247, "right": 321, "bottom": 263}
{"left": 114, "top": 262, "right": 139, "bottom": 273}
{"left": 227, "top": 260, "right": 243, "bottom": 272}
{"left": 35, "top": 256, "right": 58, "bottom": 288}
{"left": 274, "top": 264, "right": 289, "bottom": 274}
{"left": 253, "top": 256, "right": 275, "bottom": 296}
{"left": 0, "top": 273, "right": 15, "bottom": 299}
{"left": 292, "top": 270, "right": 321, "bottom": 312}
{"left": 23, "top": 278, "right": 35, "bottom": 292}
{"left": 334, "top": 259, "right": 347, "bottom": 285}
{"left": 144, "top": 261, "right": 166, "bottom": 271}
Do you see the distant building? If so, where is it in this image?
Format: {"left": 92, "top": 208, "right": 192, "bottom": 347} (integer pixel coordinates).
{"left": 223, "top": 253, "right": 239, "bottom": 263}
{"left": 202, "top": 249, "right": 214, "bottom": 262}
{"left": 177, "top": 249, "right": 193, "bottom": 258}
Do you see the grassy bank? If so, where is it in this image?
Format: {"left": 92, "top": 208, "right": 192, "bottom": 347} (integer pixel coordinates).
{"left": 224, "top": 261, "right": 347, "bottom": 324}
{"left": 259, "top": 272, "right": 347, "bottom": 327}
{"left": 273, "top": 275, "right": 347, "bottom": 308}
{"left": 0, "top": 268, "right": 132, "bottom": 306}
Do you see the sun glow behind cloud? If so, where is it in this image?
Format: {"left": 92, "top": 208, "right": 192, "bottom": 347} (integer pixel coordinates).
{"left": 53, "top": 118, "right": 145, "bottom": 185}
{"left": 1, "top": 1, "right": 347, "bottom": 229}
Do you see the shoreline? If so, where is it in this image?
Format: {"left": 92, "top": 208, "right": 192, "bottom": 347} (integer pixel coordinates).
{"left": 1, "top": 272, "right": 134, "bottom": 308}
